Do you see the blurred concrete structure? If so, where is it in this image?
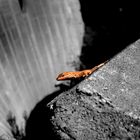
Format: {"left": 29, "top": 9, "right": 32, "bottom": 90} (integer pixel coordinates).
{"left": 0, "top": 0, "right": 83, "bottom": 138}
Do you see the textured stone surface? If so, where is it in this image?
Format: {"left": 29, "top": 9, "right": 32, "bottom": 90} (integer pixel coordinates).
{"left": 79, "top": 40, "right": 140, "bottom": 119}
{"left": 47, "top": 40, "right": 140, "bottom": 140}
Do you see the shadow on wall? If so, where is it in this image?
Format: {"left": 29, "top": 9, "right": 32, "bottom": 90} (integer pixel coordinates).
{"left": 5, "top": 84, "right": 72, "bottom": 140}
{"left": 22, "top": 88, "right": 69, "bottom": 140}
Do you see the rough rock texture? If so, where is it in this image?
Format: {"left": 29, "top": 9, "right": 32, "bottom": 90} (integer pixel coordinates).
{"left": 0, "top": 0, "right": 83, "bottom": 139}
{"left": 47, "top": 40, "right": 140, "bottom": 140}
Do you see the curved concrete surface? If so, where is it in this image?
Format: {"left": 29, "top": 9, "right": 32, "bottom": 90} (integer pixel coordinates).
{"left": 0, "top": 0, "right": 84, "bottom": 138}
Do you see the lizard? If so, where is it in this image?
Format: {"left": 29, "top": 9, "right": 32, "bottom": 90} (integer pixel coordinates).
{"left": 56, "top": 61, "right": 108, "bottom": 81}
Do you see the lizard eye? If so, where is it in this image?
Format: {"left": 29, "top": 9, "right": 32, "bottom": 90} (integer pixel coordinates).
{"left": 60, "top": 73, "right": 65, "bottom": 77}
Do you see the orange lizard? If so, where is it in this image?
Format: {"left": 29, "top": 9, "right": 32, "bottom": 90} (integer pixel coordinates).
{"left": 56, "top": 61, "right": 107, "bottom": 81}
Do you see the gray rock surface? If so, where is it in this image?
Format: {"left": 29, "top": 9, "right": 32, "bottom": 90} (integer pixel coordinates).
{"left": 47, "top": 40, "right": 140, "bottom": 140}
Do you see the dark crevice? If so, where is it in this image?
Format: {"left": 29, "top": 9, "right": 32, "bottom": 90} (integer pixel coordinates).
{"left": 21, "top": 88, "right": 68, "bottom": 140}
{"left": 79, "top": 1, "right": 140, "bottom": 69}
{"left": 18, "top": 0, "right": 26, "bottom": 12}
{"left": 18, "top": 0, "right": 23, "bottom": 10}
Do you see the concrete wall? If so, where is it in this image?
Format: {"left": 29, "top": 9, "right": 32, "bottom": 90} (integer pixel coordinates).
{"left": 0, "top": 0, "right": 84, "bottom": 137}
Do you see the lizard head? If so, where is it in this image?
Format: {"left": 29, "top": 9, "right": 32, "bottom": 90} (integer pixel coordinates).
{"left": 56, "top": 71, "right": 77, "bottom": 81}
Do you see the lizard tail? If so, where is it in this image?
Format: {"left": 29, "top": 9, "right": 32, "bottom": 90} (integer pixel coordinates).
{"left": 91, "top": 60, "right": 108, "bottom": 73}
